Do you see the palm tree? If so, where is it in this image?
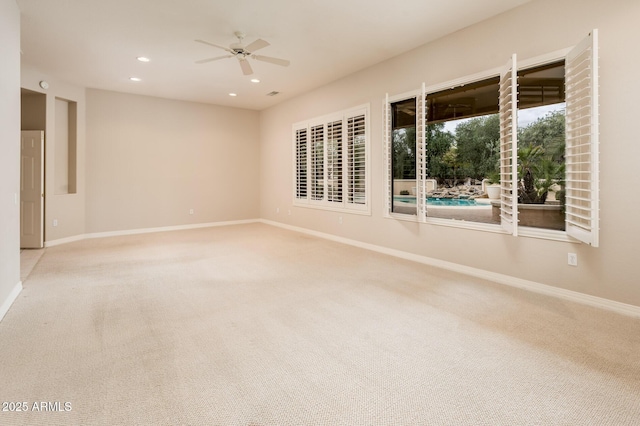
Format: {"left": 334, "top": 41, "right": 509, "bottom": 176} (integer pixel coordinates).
{"left": 517, "top": 144, "right": 564, "bottom": 204}
{"left": 518, "top": 144, "right": 544, "bottom": 203}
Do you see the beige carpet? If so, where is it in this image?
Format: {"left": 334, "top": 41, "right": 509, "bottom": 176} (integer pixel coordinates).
{"left": 19, "top": 247, "right": 45, "bottom": 281}
{"left": 1, "top": 223, "right": 639, "bottom": 425}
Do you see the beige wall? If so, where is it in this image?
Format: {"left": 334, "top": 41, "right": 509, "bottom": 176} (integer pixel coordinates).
{"left": 17, "top": 74, "right": 261, "bottom": 241}
{"left": 259, "top": 0, "right": 640, "bottom": 307}
{"left": 85, "top": 90, "right": 260, "bottom": 234}
{"left": 0, "top": 0, "right": 21, "bottom": 318}
{"left": 21, "top": 65, "right": 87, "bottom": 243}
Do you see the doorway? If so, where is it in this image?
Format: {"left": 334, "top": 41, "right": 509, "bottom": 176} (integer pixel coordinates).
{"left": 20, "top": 89, "right": 46, "bottom": 249}
{"left": 20, "top": 131, "right": 44, "bottom": 248}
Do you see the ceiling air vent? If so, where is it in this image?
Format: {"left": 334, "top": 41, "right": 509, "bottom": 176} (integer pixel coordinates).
{"left": 266, "top": 91, "right": 280, "bottom": 97}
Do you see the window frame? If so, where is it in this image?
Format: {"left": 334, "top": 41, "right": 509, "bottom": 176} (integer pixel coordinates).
{"left": 383, "top": 34, "right": 599, "bottom": 246}
{"left": 384, "top": 90, "right": 420, "bottom": 220}
{"left": 513, "top": 48, "right": 574, "bottom": 242}
{"left": 293, "top": 104, "right": 371, "bottom": 215}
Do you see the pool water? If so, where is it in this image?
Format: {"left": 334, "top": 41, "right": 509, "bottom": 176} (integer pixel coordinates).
{"left": 428, "top": 198, "right": 478, "bottom": 206}
{"left": 394, "top": 196, "right": 481, "bottom": 206}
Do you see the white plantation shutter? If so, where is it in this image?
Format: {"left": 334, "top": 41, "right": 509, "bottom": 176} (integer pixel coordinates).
{"left": 499, "top": 54, "right": 518, "bottom": 236}
{"left": 347, "top": 113, "right": 366, "bottom": 205}
{"left": 293, "top": 106, "right": 369, "bottom": 212}
{"left": 327, "top": 120, "right": 343, "bottom": 203}
{"left": 565, "top": 30, "right": 599, "bottom": 246}
{"left": 384, "top": 94, "right": 393, "bottom": 215}
{"left": 310, "top": 124, "right": 324, "bottom": 201}
{"left": 295, "top": 128, "right": 308, "bottom": 200}
{"left": 417, "top": 84, "right": 427, "bottom": 222}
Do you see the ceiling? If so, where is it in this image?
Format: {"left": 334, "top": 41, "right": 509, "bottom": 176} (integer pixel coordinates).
{"left": 17, "top": 0, "right": 532, "bottom": 110}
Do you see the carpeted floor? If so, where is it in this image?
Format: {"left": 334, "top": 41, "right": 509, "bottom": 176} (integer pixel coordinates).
{"left": 1, "top": 223, "right": 639, "bottom": 425}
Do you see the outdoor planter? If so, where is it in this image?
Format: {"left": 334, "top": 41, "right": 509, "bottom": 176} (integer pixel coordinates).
{"left": 485, "top": 184, "right": 501, "bottom": 200}
{"left": 491, "top": 201, "right": 564, "bottom": 230}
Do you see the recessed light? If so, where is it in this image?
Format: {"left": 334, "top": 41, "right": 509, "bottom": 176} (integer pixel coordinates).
{"left": 250, "top": 78, "right": 260, "bottom": 83}
{"left": 229, "top": 93, "right": 237, "bottom": 97}
{"left": 137, "top": 56, "right": 150, "bottom": 62}
{"left": 129, "top": 77, "right": 141, "bottom": 82}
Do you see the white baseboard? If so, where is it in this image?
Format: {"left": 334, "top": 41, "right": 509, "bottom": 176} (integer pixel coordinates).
{"left": 260, "top": 219, "right": 640, "bottom": 318}
{"left": 44, "top": 234, "right": 85, "bottom": 247}
{"left": 45, "top": 219, "right": 260, "bottom": 247}
{"left": 0, "top": 281, "right": 22, "bottom": 323}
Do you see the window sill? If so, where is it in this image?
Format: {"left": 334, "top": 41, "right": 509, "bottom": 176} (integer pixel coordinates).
{"left": 384, "top": 212, "right": 577, "bottom": 243}
{"left": 518, "top": 226, "right": 575, "bottom": 243}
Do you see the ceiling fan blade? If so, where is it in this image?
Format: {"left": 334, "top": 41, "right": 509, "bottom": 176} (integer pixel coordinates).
{"left": 195, "top": 39, "right": 233, "bottom": 54}
{"left": 252, "top": 55, "right": 290, "bottom": 67}
{"left": 195, "top": 55, "right": 233, "bottom": 64}
{"left": 244, "top": 38, "right": 270, "bottom": 53}
{"left": 239, "top": 59, "right": 253, "bottom": 75}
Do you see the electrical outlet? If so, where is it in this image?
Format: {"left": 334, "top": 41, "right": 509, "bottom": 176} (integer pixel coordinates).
{"left": 338, "top": 216, "right": 343, "bottom": 225}
{"left": 288, "top": 209, "right": 291, "bottom": 215}
{"left": 568, "top": 253, "right": 578, "bottom": 266}
{"left": 276, "top": 207, "right": 280, "bottom": 214}
{"left": 53, "top": 219, "right": 58, "bottom": 227}
{"left": 189, "top": 209, "right": 194, "bottom": 215}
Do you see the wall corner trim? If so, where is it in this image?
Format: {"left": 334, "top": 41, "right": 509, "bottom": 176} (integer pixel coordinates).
{"left": 260, "top": 219, "right": 640, "bottom": 319}
{"left": 0, "top": 281, "right": 23, "bottom": 323}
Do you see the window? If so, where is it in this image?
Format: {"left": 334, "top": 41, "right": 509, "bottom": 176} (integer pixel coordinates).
{"left": 427, "top": 78, "right": 500, "bottom": 224}
{"left": 310, "top": 124, "right": 324, "bottom": 201}
{"left": 389, "top": 97, "right": 417, "bottom": 215}
{"left": 387, "top": 80, "right": 503, "bottom": 224}
{"left": 295, "top": 128, "right": 308, "bottom": 199}
{"left": 385, "top": 30, "right": 599, "bottom": 246}
{"left": 516, "top": 60, "right": 566, "bottom": 233}
{"left": 294, "top": 105, "right": 369, "bottom": 213}
{"left": 326, "top": 120, "right": 343, "bottom": 203}
{"left": 347, "top": 114, "right": 367, "bottom": 204}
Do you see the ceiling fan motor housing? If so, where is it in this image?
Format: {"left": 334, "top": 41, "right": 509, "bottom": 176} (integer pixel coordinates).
{"left": 230, "top": 43, "right": 246, "bottom": 55}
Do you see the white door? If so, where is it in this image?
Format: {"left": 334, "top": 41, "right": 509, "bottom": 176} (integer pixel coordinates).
{"left": 20, "top": 130, "right": 44, "bottom": 249}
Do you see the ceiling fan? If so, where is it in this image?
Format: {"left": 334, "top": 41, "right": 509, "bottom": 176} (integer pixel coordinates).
{"left": 195, "top": 31, "right": 290, "bottom": 76}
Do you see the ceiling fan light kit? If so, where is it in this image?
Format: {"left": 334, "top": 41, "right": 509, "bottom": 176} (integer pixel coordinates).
{"left": 195, "top": 31, "right": 290, "bottom": 76}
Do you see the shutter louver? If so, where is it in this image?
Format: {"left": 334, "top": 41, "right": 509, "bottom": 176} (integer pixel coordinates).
{"left": 295, "top": 128, "right": 308, "bottom": 200}
{"left": 310, "top": 124, "right": 324, "bottom": 201}
{"left": 417, "top": 85, "right": 427, "bottom": 222}
{"left": 347, "top": 114, "right": 366, "bottom": 205}
{"left": 384, "top": 94, "right": 392, "bottom": 214}
{"left": 565, "top": 30, "right": 599, "bottom": 246}
{"left": 499, "top": 54, "right": 518, "bottom": 236}
{"left": 327, "top": 120, "right": 343, "bottom": 203}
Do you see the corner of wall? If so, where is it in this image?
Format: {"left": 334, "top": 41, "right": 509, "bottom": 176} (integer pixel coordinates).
{"left": 0, "top": 281, "right": 22, "bottom": 323}
{"left": 0, "top": 0, "right": 22, "bottom": 324}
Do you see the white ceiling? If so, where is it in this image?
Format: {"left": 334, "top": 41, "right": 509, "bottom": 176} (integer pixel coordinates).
{"left": 17, "top": 0, "right": 532, "bottom": 110}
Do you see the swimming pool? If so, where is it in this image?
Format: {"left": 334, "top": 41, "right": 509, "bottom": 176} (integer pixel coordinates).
{"left": 394, "top": 196, "right": 483, "bottom": 207}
